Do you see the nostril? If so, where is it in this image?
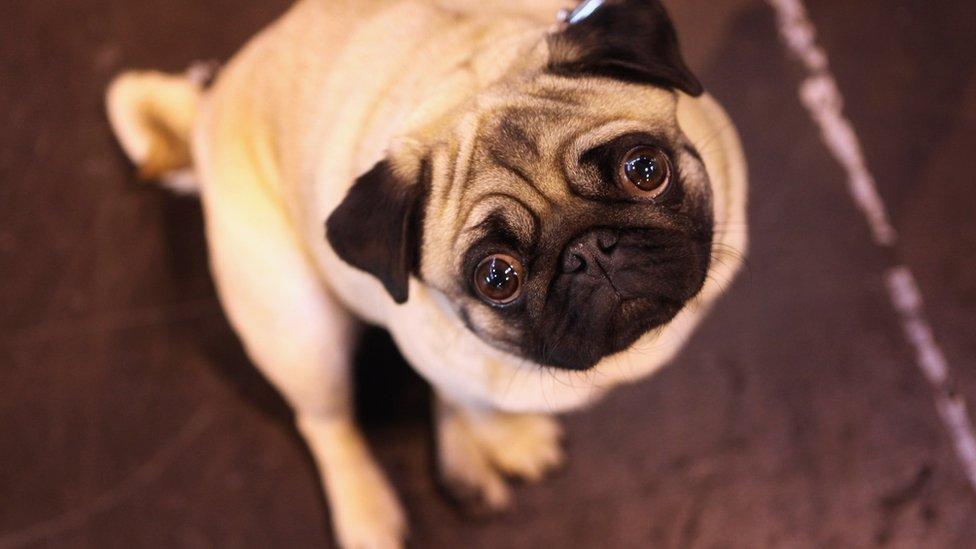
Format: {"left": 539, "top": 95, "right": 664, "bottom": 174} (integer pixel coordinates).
{"left": 562, "top": 252, "right": 586, "bottom": 273}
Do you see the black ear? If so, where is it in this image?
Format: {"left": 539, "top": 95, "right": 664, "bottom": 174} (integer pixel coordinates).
{"left": 326, "top": 159, "right": 427, "bottom": 304}
{"left": 548, "top": 0, "right": 703, "bottom": 96}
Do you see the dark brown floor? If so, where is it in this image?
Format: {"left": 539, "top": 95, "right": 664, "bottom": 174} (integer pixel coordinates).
{"left": 2, "top": 1, "right": 976, "bottom": 547}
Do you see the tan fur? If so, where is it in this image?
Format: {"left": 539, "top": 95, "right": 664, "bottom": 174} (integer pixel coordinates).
{"left": 136, "top": 116, "right": 193, "bottom": 180}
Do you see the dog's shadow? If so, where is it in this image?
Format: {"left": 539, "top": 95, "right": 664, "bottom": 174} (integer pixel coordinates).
{"left": 156, "top": 191, "right": 431, "bottom": 432}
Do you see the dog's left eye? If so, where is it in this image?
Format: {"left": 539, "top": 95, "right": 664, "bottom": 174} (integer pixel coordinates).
{"left": 619, "top": 146, "right": 671, "bottom": 199}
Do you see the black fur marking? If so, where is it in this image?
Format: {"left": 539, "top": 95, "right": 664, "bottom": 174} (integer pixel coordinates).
{"left": 473, "top": 212, "right": 524, "bottom": 249}
{"left": 575, "top": 132, "right": 687, "bottom": 206}
{"left": 497, "top": 115, "right": 541, "bottom": 158}
{"left": 464, "top": 197, "right": 541, "bottom": 255}
{"left": 528, "top": 226, "right": 712, "bottom": 370}
{"left": 547, "top": 0, "right": 703, "bottom": 96}
{"left": 326, "top": 160, "right": 426, "bottom": 304}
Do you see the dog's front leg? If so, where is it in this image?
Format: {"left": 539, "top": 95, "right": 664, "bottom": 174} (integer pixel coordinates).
{"left": 433, "top": 393, "right": 565, "bottom": 514}
{"left": 295, "top": 413, "right": 407, "bottom": 549}
{"left": 199, "top": 157, "right": 406, "bottom": 548}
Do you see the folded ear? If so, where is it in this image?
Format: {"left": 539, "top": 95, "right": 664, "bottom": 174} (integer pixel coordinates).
{"left": 547, "top": 0, "right": 703, "bottom": 96}
{"left": 326, "top": 159, "right": 427, "bottom": 304}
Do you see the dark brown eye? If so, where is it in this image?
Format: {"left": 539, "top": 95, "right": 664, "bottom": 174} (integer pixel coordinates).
{"left": 619, "top": 146, "right": 672, "bottom": 198}
{"left": 473, "top": 254, "right": 524, "bottom": 305}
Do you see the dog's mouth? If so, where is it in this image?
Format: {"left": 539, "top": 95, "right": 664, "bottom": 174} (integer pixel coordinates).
{"left": 528, "top": 291, "right": 689, "bottom": 371}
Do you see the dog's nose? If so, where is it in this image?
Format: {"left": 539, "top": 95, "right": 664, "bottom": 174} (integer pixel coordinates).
{"left": 560, "top": 229, "right": 618, "bottom": 274}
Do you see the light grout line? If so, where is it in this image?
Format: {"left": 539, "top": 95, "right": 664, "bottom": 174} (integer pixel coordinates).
{"left": 886, "top": 267, "right": 976, "bottom": 488}
{"left": 767, "top": 0, "right": 976, "bottom": 491}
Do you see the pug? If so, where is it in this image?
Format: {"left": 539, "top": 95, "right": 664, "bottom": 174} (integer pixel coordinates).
{"left": 106, "top": 0, "right": 748, "bottom": 546}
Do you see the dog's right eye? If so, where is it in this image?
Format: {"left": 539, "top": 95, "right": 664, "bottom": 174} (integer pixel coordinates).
{"left": 473, "top": 254, "right": 524, "bottom": 305}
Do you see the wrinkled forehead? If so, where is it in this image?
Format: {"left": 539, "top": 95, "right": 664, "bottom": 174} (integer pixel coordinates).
{"left": 453, "top": 79, "right": 683, "bottom": 229}
{"left": 472, "top": 76, "right": 682, "bottom": 150}
{"left": 421, "top": 77, "right": 696, "bottom": 284}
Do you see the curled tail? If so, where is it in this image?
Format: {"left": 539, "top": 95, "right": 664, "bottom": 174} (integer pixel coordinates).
{"left": 106, "top": 67, "right": 211, "bottom": 194}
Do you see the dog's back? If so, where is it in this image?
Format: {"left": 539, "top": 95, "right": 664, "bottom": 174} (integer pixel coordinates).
{"left": 106, "top": 0, "right": 559, "bottom": 198}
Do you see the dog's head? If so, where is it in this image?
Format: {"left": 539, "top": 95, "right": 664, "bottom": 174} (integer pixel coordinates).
{"left": 327, "top": 0, "right": 715, "bottom": 371}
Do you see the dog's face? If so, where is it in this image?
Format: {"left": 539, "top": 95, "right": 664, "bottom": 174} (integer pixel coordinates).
{"left": 327, "top": 0, "right": 714, "bottom": 371}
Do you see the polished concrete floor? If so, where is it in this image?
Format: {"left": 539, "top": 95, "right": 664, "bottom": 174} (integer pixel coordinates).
{"left": 2, "top": 1, "right": 976, "bottom": 547}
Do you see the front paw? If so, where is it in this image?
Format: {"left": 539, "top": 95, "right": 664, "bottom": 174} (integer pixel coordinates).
{"left": 435, "top": 404, "right": 564, "bottom": 515}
